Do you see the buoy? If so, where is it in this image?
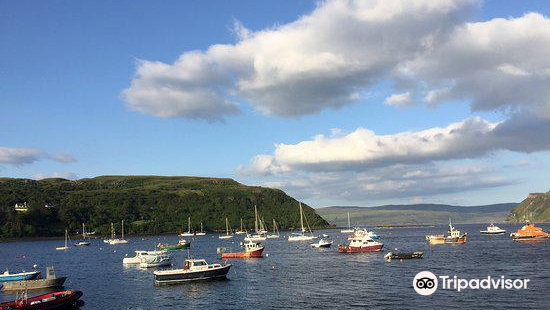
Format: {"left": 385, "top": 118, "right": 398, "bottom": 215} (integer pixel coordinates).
{"left": 265, "top": 253, "right": 269, "bottom": 257}
{"left": 33, "top": 264, "right": 38, "bottom": 268}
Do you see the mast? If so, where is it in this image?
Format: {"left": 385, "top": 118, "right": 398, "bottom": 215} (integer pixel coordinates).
{"left": 347, "top": 212, "right": 351, "bottom": 230}
{"left": 64, "top": 229, "right": 68, "bottom": 247}
{"left": 111, "top": 222, "right": 115, "bottom": 239}
{"left": 240, "top": 218, "right": 244, "bottom": 232}
{"left": 254, "top": 205, "right": 259, "bottom": 233}
{"left": 82, "top": 223, "right": 86, "bottom": 240}
{"left": 188, "top": 217, "right": 191, "bottom": 234}
{"left": 299, "top": 202, "right": 305, "bottom": 233}
{"left": 200, "top": 222, "right": 203, "bottom": 233}
{"left": 121, "top": 220, "right": 124, "bottom": 239}
{"left": 225, "top": 218, "right": 230, "bottom": 236}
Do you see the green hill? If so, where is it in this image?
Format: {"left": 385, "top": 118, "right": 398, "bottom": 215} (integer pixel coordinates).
{"left": 0, "top": 176, "right": 329, "bottom": 238}
{"left": 317, "top": 203, "right": 518, "bottom": 226}
{"left": 507, "top": 191, "right": 550, "bottom": 222}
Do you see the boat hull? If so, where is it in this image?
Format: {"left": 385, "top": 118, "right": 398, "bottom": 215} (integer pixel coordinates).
{"left": 0, "top": 271, "right": 40, "bottom": 282}
{"left": 159, "top": 242, "right": 190, "bottom": 251}
{"left": 426, "top": 235, "right": 467, "bottom": 244}
{"left": 0, "top": 290, "right": 83, "bottom": 310}
{"left": 480, "top": 231, "right": 506, "bottom": 235}
{"left": 221, "top": 247, "right": 264, "bottom": 259}
{"left": 154, "top": 265, "right": 231, "bottom": 286}
{"left": 511, "top": 235, "right": 550, "bottom": 242}
{"left": 288, "top": 235, "right": 317, "bottom": 242}
{"left": 2, "top": 277, "right": 67, "bottom": 291}
{"left": 384, "top": 252, "right": 423, "bottom": 260}
{"left": 338, "top": 243, "right": 383, "bottom": 253}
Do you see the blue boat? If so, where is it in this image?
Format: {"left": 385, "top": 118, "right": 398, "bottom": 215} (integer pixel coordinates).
{"left": 0, "top": 270, "right": 41, "bottom": 282}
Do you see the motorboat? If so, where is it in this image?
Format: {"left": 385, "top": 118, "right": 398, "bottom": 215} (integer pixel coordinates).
{"left": 310, "top": 238, "right": 332, "bottom": 248}
{"left": 179, "top": 217, "right": 194, "bottom": 237}
{"left": 157, "top": 239, "right": 191, "bottom": 251}
{"left": 153, "top": 259, "right": 231, "bottom": 285}
{"left": 480, "top": 223, "right": 506, "bottom": 235}
{"left": 384, "top": 251, "right": 423, "bottom": 260}
{"left": 2, "top": 267, "right": 66, "bottom": 291}
{"left": 219, "top": 218, "right": 234, "bottom": 239}
{"left": 426, "top": 219, "right": 467, "bottom": 244}
{"left": 74, "top": 223, "right": 91, "bottom": 246}
{"left": 123, "top": 250, "right": 167, "bottom": 264}
{"left": 0, "top": 290, "right": 83, "bottom": 310}
{"left": 510, "top": 222, "right": 550, "bottom": 241}
{"left": 195, "top": 222, "right": 206, "bottom": 236}
{"left": 340, "top": 212, "right": 354, "bottom": 233}
{"left": 218, "top": 241, "right": 264, "bottom": 258}
{"left": 0, "top": 270, "right": 40, "bottom": 282}
{"left": 55, "top": 229, "right": 71, "bottom": 251}
{"left": 338, "top": 235, "right": 383, "bottom": 253}
{"left": 288, "top": 202, "right": 317, "bottom": 242}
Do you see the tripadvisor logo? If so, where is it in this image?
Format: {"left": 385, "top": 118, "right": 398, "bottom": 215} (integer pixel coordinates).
{"left": 413, "top": 271, "right": 530, "bottom": 296}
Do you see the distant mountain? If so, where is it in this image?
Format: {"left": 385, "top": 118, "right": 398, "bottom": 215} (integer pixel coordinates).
{"left": 317, "top": 203, "right": 518, "bottom": 226}
{"left": 507, "top": 191, "right": 550, "bottom": 223}
{"left": 0, "top": 176, "right": 329, "bottom": 238}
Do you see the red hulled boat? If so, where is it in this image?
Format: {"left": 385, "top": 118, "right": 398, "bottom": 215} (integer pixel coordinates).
{"left": 338, "top": 235, "right": 383, "bottom": 253}
{"left": 219, "top": 241, "right": 264, "bottom": 259}
{"left": 0, "top": 290, "right": 83, "bottom": 310}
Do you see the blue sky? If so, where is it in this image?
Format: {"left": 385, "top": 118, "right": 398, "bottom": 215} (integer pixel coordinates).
{"left": 1, "top": 0, "right": 549, "bottom": 207}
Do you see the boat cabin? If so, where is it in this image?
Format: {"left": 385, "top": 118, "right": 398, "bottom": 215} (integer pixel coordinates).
{"left": 14, "top": 202, "right": 28, "bottom": 212}
{"left": 348, "top": 236, "right": 377, "bottom": 247}
{"left": 184, "top": 259, "right": 222, "bottom": 271}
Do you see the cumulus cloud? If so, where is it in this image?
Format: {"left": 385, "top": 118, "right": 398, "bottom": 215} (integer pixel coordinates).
{"left": 384, "top": 92, "right": 414, "bottom": 107}
{"left": 123, "top": 0, "right": 477, "bottom": 120}
{"left": 0, "top": 147, "right": 76, "bottom": 166}
{"left": 240, "top": 115, "right": 550, "bottom": 175}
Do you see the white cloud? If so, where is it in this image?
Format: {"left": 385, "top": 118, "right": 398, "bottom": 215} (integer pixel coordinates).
{"left": 0, "top": 147, "right": 76, "bottom": 166}
{"left": 384, "top": 92, "right": 414, "bottom": 107}
{"left": 123, "top": 0, "right": 477, "bottom": 120}
{"left": 32, "top": 172, "right": 78, "bottom": 180}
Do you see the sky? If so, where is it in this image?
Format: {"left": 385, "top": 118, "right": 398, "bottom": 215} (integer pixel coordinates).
{"left": 1, "top": 0, "right": 549, "bottom": 208}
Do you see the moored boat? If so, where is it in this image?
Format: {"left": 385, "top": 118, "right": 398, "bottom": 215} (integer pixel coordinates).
{"left": 384, "top": 251, "right": 423, "bottom": 260}
{"left": 340, "top": 212, "right": 354, "bottom": 233}
{"left": 480, "top": 223, "right": 506, "bottom": 235}
{"left": 235, "top": 218, "right": 247, "bottom": 235}
{"left": 2, "top": 267, "right": 66, "bottom": 291}
{"left": 153, "top": 259, "right": 231, "bottom": 285}
{"left": 0, "top": 270, "right": 40, "bottom": 282}
{"left": 74, "top": 223, "right": 91, "bottom": 246}
{"left": 219, "top": 217, "right": 234, "bottom": 239}
{"left": 195, "top": 222, "right": 206, "bottom": 236}
{"left": 266, "top": 219, "right": 280, "bottom": 239}
{"left": 338, "top": 235, "right": 383, "bottom": 253}
{"left": 55, "top": 229, "right": 70, "bottom": 251}
{"left": 104, "top": 221, "right": 129, "bottom": 244}
{"left": 0, "top": 290, "right": 83, "bottom": 310}
{"left": 157, "top": 239, "right": 191, "bottom": 251}
{"left": 179, "top": 217, "right": 194, "bottom": 237}
{"left": 310, "top": 238, "right": 332, "bottom": 248}
{"left": 346, "top": 228, "right": 380, "bottom": 240}
{"left": 426, "top": 219, "right": 467, "bottom": 244}
{"left": 218, "top": 241, "right": 264, "bottom": 259}
{"left": 139, "top": 252, "right": 172, "bottom": 268}
{"left": 510, "top": 222, "right": 550, "bottom": 241}
{"left": 123, "top": 250, "right": 167, "bottom": 264}
{"left": 288, "top": 202, "right": 317, "bottom": 242}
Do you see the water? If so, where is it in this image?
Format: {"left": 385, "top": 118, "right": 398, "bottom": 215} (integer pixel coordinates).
{"left": 1, "top": 223, "right": 549, "bottom": 309}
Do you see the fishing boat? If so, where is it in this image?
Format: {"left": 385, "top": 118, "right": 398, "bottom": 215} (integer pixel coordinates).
{"left": 195, "top": 222, "right": 206, "bottom": 236}
{"left": 426, "top": 219, "right": 467, "bottom": 244}
{"left": 266, "top": 219, "right": 280, "bottom": 239}
{"left": 55, "top": 229, "right": 70, "bottom": 251}
{"left": 288, "top": 202, "right": 317, "bottom": 242}
{"left": 123, "top": 250, "right": 167, "bottom": 264}
{"left": 510, "top": 222, "right": 550, "bottom": 241}
{"left": 310, "top": 238, "right": 332, "bottom": 248}
{"left": 0, "top": 290, "right": 83, "bottom": 310}
{"left": 480, "top": 223, "right": 506, "bottom": 235}
{"left": 74, "top": 223, "right": 91, "bottom": 246}
{"left": 235, "top": 218, "right": 247, "bottom": 235}
{"left": 338, "top": 234, "right": 383, "bottom": 253}
{"left": 104, "top": 221, "right": 129, "bottom": 244}
{"left": 2, "top": 267, "right": 66, "bottom": 291}
{"left": 244, "top": 205, "right": 267, "bottom": 242}
{"left": 153, "top": 259, "right": 231, "bottom": 285}
{"left": 218, "top": 241, "right": 264, "bottom": 259}
{"left": 340, "top": 212, "right": 354, "bottom": 233}
{"left": 157, "top": 239, "right": 191, "bottom": 251}
{"left": 179, "top": 217, "right": 194, "bottom": 237}
{"left": 219, "top": 218, "right": 233, "bottom": 239}
{"left": 384, "top": 251, "right": 423, "bottom": 260}
{"left": 0, "top": 270, "right": 40, "bottom": 282}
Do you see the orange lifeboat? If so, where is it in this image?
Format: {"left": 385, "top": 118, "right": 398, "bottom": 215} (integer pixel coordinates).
{"left": 510, "top": 223, "right": 550, "bottom": 242}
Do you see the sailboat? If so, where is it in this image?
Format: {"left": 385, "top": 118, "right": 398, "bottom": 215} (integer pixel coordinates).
{"left": 55, "top": 230, "right": 70, "bottom": 250}
{"left": 74, "top": 223, "right": 91, "bottom": 246}
{"left": 288, "top": 202, "right": 317, "bottom": 241}
{"left": 219, "top": 218, "right": 233, "bottom": 239}
{"left": 235, "top": 218, "right": 246, "bottom": 235}
{"left": 105, "top": 220, "right": 129, "bottom": 244}
{"left": 195, "top": 222, "right": 206, "bottom": 236}
{"left": 244, "top": 205, "right": 267, "bottom": 242}
{"left": 340, "top": 212, "right": 354, "bottom": 233}
{"left": 267, "top": 219, "right": 280, "bottom": 239}
{"left": 258, "top": 217, "right": 268, "bottom": 234}
{"left": 179, "top": 217, "right": 194, "bottom": 237}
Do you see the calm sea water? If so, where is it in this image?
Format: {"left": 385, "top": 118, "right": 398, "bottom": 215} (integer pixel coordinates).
{"left": 1, "top": 223, "right": 549, "bottom": 309}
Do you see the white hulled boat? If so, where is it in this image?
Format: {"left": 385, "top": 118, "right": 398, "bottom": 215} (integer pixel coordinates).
{"left": 195, "top": 222, "right": 206, "bottom": 236}
{"left": 267, "top": 219, "right": 280, "bottom": 239}
{"left": 104, "top": 220, "right": 129, "bottom": 245}
{"left": 235, "top": 218, "right": 246, "bottom": 235}
{"left": 55, "top": 229, "right": 70, "bottom": 250}
{"left": 244, "top": 205, "right": 267, "bottom": 242}
{"left": 219, "top": 218, "right": 233, "bottom": 239}
{"left": 74, "top": 223, "right": 91, "bottom": 246}
{"left": 480, "top": 223, "right": 506, "bottom": 235}
{"left": 179, "top": 217, "right": 194, "bottom": 237}
{"left": 340, "top": 212, "right": 354, "bottom": 233}
{"left": 288, "top": 202, "right": 317, "bottom": 242}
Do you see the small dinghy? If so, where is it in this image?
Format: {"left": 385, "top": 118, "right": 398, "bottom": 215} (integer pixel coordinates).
{"left": 384, "top": 251, "right": 423, "bottom": 260}
{"left": 0, "top": 290, "right": 83, "bottom": 310}
{"left": 153, "top": 259, "right": 231, "bottom": 285}
{"left": 0, "top": 270, "right": 40, "bottom": 282}
{"left": 310, "top": 238, "right": 332, "bottom": 248}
